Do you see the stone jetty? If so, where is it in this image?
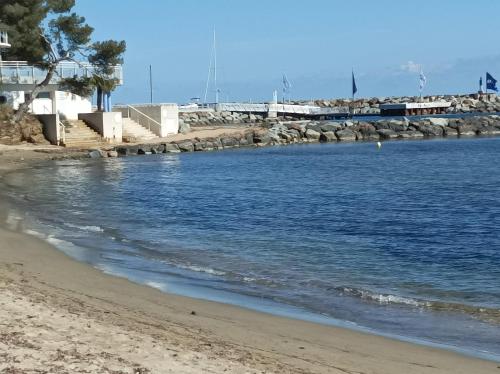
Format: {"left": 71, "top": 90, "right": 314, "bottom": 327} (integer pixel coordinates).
{"left": 90, "top": 114, "right": 500, "bottom": 158}
{"left": 303, "top": 94, "right": 500, "bottom": 115}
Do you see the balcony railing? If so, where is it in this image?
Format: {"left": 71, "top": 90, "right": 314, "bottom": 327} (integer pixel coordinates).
{"left": 0, "top": 61, "right": 123, "bottom": 86}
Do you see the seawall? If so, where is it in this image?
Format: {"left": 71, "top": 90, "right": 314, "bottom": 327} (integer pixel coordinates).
{"left": 91, "top": 115, "right": 500, "bottom": 158}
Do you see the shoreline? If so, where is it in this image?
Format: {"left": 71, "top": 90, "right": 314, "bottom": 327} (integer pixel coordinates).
{"left": 1, "top": 142, "right": 499, "bottom": 372}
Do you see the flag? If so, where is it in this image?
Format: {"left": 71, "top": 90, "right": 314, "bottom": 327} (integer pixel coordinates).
{"left": 419, "top": 69, "right": 427, "bottom": 92}
{"left": 352, "top": 71, "right": 358, "bottom": 97}
{"left": 282, "top": 74, "right": 291, "bottom": 92}
{"left": 486, "top": 72, "right": 498, "bottom": 92}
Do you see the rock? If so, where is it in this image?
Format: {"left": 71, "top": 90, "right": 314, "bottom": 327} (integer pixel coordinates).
{"left": 254, "top": 133, "right": 271, "bottom": 145}
{"left": 165, "top": 143, "right": 180, "bottom": 153}
{"left": 107, "top": 150, "right": 119, "bottom": 158}
{"left": 194, "top": 141, "right": 207, "bottom": 151}
{"left": 412, "top": 123, "right": 444, "bottom": 137}
{"left": 397, "top": 131, "right": 424, "bottom": 139}
{"left": 388, "top": 119, "right": 408, "bottom": 132}
{"left": 177, "top": 141, "right": 194, "bottom": 152}
{"left": 456, "top": 125, "right": 476, "bottom": 136}
{"left": 335, "top": 129, "right": 357, "bottom": 141}
{"left": 305, "top": 129, "right": 321, "bottom": 140}
{"left": 179, "top": 122, "right": 191, "bottom": 134}
{"left": 426, "top": 118, "right": 449, "bottom": 127}
{"left": 286, "top": 123, "right": 306, "bottom": 134}
{"left": 137, "top": 145, "right": 152, "bottom": 155}
{"left": 376, "top": 129, "right": 398, "bottom": 139}
{"left": 355, "top": 123, "right": 379, "bottom": 140}
{"left": 88, "top": 150, "right": 102, "bottom": 159}
{"left": 320, "top": 131, "right": 337, "bottom": 142}
{"left": 444, "top": 127, "right": 458, "bottom": 136}
{"left": 221, "top": 137, "right": 238, "bottom": 148}
{"left": 320, "top": 122, "right": 342, "bottom": 132}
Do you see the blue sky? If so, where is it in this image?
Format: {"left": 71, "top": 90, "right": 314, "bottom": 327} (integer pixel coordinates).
{"left": 75, "top": 0, "right": 500, "bottom": 104}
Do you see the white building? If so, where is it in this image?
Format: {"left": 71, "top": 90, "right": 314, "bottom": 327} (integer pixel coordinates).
{"left": 0, "top": 60, "right": 123, "bottom": 120}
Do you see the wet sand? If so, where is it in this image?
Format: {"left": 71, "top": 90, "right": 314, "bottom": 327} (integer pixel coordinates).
{"left": 0, "top": 144, "right": 499, "bottom": 373}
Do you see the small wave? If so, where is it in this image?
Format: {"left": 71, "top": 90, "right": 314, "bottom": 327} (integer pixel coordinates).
{"left": 146, "top": 281, "right": 166, "bottom": 291}
{"left": 64, "top": 223, "right": 104, "bottom": 233}
{"left": 175, "top": 264, "right": 227, "bottom": 277}
{"left": 339, "top": 287, "right": 425, "bottom": 307}
{"left": 338, "top": 286, "right": 500, "bottom": 324}
{"left": 23, "top": 228, "right": 47, "bottom": 240}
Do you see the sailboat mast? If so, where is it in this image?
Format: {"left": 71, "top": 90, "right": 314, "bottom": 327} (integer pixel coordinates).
{"left": 214, "top": 28, "right": 218, "bottom": 104}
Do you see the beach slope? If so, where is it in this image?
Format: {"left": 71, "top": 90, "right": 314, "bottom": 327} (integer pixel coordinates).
{"left": 0, "top": 225, "right": 498, "bottom": 373}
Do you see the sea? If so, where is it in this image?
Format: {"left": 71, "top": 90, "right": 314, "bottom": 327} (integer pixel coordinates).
{"left": 2, "top": 136, "right": 500, "bottom": 360}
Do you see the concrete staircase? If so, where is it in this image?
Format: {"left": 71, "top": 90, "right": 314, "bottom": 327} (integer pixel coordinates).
{"left": 123, "top": 117, "right": 158, "bottom": 142}
{"left": 63, "top": 120, "right": 103, "bottom": 148}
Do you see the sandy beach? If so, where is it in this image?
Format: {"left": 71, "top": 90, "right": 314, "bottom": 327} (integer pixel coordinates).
{"left": 0, "top": 144, "right": 499, "bottom": 373}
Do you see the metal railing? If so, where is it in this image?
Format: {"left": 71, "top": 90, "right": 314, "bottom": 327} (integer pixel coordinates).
{"left": 127, "top": 105, "right": 162, "bottom": 136}
{"left": 58, "top": 119, "right": 66, "bottom": 146}
{"left": 0, "top": 61, "right": 123, "bottom": 85}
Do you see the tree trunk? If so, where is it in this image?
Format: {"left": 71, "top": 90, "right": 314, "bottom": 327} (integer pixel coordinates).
{"left": 14, "top": 63, "right": 57, "bottom": 122}
{"left": 96, "top": 86, "right": 103, "bottom": 112}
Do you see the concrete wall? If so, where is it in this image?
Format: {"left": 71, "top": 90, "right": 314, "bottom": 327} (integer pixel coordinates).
{"left": 0, "top": 90, "right": 91, "bottom": 120}
{"left": 160, "top": 104, "right": 179, "bottom": 136}
{"left": 54, "top": 91, "right": 92, "bottom": 120}
{"left": 79, "top": 112, "right": 123, "bottom": 143}
{"left": 37, "top": 114, "right": 61, "bottom": 145}
{"left": 115, "top": 104, "right": 179, "bottom": 137}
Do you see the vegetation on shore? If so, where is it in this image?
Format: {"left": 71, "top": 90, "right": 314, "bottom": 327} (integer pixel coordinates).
{"left": 0, "top": 0, "right": 126, "bottom": 122}
{"left": 0, "top": 105, "right": 47, "bottom": 145}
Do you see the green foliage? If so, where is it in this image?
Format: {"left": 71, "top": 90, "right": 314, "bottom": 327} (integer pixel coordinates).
{"left": 0, "top": 0, "right": 126, "bottom": 120}
{"left": 89, "top": 40, "right": 126, "bottom": 75}
{"left": 59, "top": 76, "right": 94, "bottom": 97}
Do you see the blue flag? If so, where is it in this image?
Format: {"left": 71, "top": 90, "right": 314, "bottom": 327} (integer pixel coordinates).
{"left": 352, "top": 71, "right": 357, "bottom": 97}
{"left": 486, "top": 72, "right": 498, "bottom": 92}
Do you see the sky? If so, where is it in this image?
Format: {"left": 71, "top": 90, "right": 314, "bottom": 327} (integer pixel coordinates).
{"left": 74, "top": 0, "right": 500, "bottom": 104}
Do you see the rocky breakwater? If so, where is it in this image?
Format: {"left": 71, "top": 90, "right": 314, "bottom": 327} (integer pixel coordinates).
{"left": 305, "top": 94, "right": 500, "bottom": 115}
{"left": 87, "top": 115, "right": 500, "bottom": 159}
{"left": 262, "top": 115, "right": 500, "bottom": 145}
{"left": 179, "top": 110, "right": 266, "bottom": 128}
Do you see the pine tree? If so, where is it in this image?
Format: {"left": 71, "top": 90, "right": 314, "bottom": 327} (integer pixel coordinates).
{"left": 0, "top": 0, "right": 126, "bottom": 120}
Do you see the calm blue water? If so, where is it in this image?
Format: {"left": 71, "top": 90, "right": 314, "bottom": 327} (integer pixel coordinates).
{"left": 4, "top": 137, "right": 500, "bottom": 359}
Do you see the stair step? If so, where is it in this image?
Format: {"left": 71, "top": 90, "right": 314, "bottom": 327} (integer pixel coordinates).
{"left": 61, "top": 120, "right": 103, "bottom": 147}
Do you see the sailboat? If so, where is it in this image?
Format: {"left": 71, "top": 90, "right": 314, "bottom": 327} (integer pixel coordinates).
{"left": 203, "top": 28, "right": 220, "bottom": 106}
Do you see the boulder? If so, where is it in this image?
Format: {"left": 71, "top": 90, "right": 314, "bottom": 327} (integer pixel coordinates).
{"left": 320, "top": 131, "right": 337, "bottom": 142}
{"left": 137, "top": 145, "right": 152, "bottom": 154}
{"left": 221, "top": 137, "right": 238, "bottom": 148}
{"left": 456, "top": 125, "right": 477, "bottom": 136}
{"left": 376, "top": 129, "right": 398, "bottom": 139}
{"left": 412, "top": 123, "right": 444, "bottom": 137}
{"left": 88, "top": 150, "right": 102, "bottom": 159}
{"left": 388, "top": 119, "right": 408, "bottom": 132}
{"left": 165, "top": 143, "right": 181, "bottom": 153}
{"left": 443, "top": 127, "right": 458, "bottom": 136}
{"left": 427, "top": 118, "right": 449, "bottom": 127}
{"left": 335, "top": 129, "right": 357, "bottom": 141}
{"left": 305, "top": 129, "right": 321, "bottom": 140}
{"left": 177, "top": 141, "right": 194, "bottom": 152}
{"left": 286, "top": 123, "right": 306, "bottom": 134}
{"left": 397, "top": 131, "right": 424, "bottom": 139}
{"left": 107, "top": 150, "right": 119, "bottom": 158}
{"left": 320, "top": 122, "right": 342, "bottom": 132}
{"left": 179, "top": 122, "right": 191, "bottom": 134}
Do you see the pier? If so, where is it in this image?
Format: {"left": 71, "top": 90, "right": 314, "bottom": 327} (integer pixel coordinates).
{"left": 180, "top": 102, "right": 351, "bottom": 119}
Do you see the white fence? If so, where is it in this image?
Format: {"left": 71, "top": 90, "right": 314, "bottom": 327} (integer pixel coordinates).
{"left": 0, "top": 61, "right": 123, "bottom": 85}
